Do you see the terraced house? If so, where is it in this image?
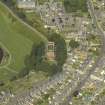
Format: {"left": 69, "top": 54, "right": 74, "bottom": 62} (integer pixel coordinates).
{"left": 17, "top": 0, "right": 35, "bottom": 10}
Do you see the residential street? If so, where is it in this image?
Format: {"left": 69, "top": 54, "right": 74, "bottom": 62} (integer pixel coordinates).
{"left": 1, "top": 0, "right": 105, "bottom": 105}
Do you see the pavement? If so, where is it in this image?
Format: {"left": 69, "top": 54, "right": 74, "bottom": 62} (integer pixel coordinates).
{"left": 57, "top": 0, "right": 105, "bottom": 105}
{"left": 1, "top": 0, "right": 105, "bottom": 105}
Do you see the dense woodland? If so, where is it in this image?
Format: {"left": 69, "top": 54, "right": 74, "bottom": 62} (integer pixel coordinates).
{"left": 19, "top": 32, "right": 67, "bottom": 77}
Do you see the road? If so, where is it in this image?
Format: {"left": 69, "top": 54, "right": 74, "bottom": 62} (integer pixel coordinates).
{"left": 6, "top": 70, "right": 72, "bottom": 105}
{"left": 58, "top": 0, "right": 105, "bottom": 105}
{"left": 1, "top": 0, "right": 105, "bottom": 105}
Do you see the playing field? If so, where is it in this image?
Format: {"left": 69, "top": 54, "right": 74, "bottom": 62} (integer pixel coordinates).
{"left": 0, "top": 2, "right": 47, "bottom": 82}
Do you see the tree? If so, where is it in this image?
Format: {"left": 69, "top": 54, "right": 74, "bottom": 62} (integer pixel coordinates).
{"left": 69, "top": 39, "right": 79, "bottom": 49}
{"left": 18, "top": 68, "right": 29, "bottom": 78}
{"left": 24, "top": 39, "right": 64, "bottom": 76}
{"left": 17, "top": 11, "right": 26, "bottom": 20}
{"left": 64, "top": 0, "right": 87, "bottom": 13}
{"left": 48, "top": 32, "right": 67, "bottom": 65}
{"left": 24, "top": 41, "right": 46, "bottom": 70}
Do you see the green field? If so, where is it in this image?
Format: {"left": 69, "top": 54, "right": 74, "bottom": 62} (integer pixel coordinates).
{"left": 0, "top": 2, "right": 47, "bottom": 82}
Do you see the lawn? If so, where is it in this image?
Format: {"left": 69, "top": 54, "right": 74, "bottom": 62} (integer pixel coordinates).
{"left": 64, "top": 0, "right": 87, "bottom": 13}
{"left": 0, "top": 2, "right": 47, "bottom": 82}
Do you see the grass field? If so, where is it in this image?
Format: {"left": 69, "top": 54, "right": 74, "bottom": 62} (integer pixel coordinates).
{"left": 0, "top": 2, "right": 47, "bottom": 82}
